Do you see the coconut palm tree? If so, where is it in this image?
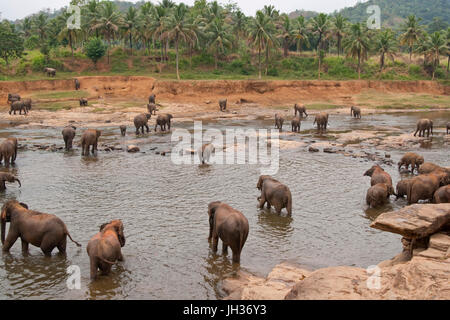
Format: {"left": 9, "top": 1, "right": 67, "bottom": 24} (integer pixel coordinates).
{"left": 21, "top": 17, "right": 33, "bottom": 39}
{"left": 375, "top": 29, "right": 396, "bottom": 71}
{"left": 277, "top": 14, "right": 294, "bottom": 58}
{"left": 414, "top": 32, "right": 431, "bottom": 66}
{"left": 293, "top": 16, "right": 309, "bottom": 53}
{"left": 332, "top": 14, "right": 347, "bottom": 56}
{"left": 164, "top": 3, "right": 198, "bottom": 80}
{"left": 446, "top": 28, "right": 450, "bottom": 74}
{"left": 149, "top": 5, "right": 168, "bottom": 63}
{"left": 137, "top": 2, "right": 154, "bottom": 55}
{"left": 57, "top": 12, "right": 79, "bottom": 60}
{"left": 83, "top": 0, "right": 101, "bottom": 38}
{"left": 231, "top": 9, "right": 246, "bottom": 50}
{"left": 425, "top": 31, "right": 446, "bottom": 80}
{"left": 205, "top": 17, "right": 232, "bottom": 69}
{"left": 344, "top": 23, "right": 370, "bottom": 79}
{"left": 400, "top": 15, "right": 423, "bottom": 63}
{"left": 33, "top": 12, "right": 48, "bottom": 42}
{"left": 123, "top": 7, "right": 138, "bottom": 55}
{"left": 311, "top": 13, "right": 330, "bottom": 79}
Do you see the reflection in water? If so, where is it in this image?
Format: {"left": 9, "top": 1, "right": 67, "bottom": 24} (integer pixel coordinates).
{"left": 203, "top": 251, "right": 240, "bottom": 298}
{"left": 257, "top": 209, "right": 293, "bottom": 236}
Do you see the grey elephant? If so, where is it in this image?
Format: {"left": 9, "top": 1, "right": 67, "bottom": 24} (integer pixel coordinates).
{"left": 7, "top": 93, "right": 20, "bottom": 104}
{"left": 62, "top": 126, "right": 77, "bottom": 151}
{"left": 291, "top": 116, "right": 301, "bottom": 132}
{"left": 5, "top": 137, "right": 18, "bottom": 162}
{"left": 398, "top": 152, "right": 424, "bottom": 174}
{"left": 1, "top": 200, "right": 81, "bottom": 256}
{"left": 147, "top": 103, "right": 157, "bottom": 115}
{"left": 275, "top": 114, "right": 284, "bottom": 132}
{"left": 313, "top": 112, "right": 329, "bottom": 133}
{"left": 414, "top": 119, "right": 433, "bottom": 137}
{"left": 219, "top": 99, "right": 227, "bottom": 112}
{"left": 120, "top": 125, "right": 127, "bottom": 136}
{"left": 434, "top": 185, "right": 450, "bottom": 203}
{"left": 407, "top": 170, "right": 450, "bottom": 204}
{"left": 155, "top": 114, "right": 173, "bottom": 132}
{"left": 419, "top": 162, "right": 447, "bottom": 175}
{"left": 208, "top": 201, "right": 249, "bottom": 264}
{"left": 149, "top": 94, "right": 156, "bottom": 104}
{"left": 350, "top": 106, "right": 361, "bottom": 119}
{"left": 44, "top": 67, "right": 56, "bottom": 77}
{"left": 22, "top": 99, "right": 32, "bottom": 111}
{"left": 134, "top": 113, "right": 151, "bottom": 134}
{"left": 364, "top": 165, "right": 393, "bottom": 187}
{"left": 257, "top": 175, "right": 292, "bottom": 216}
{"left": 81, "top": 129, "right": 101, "bottom": 156}
{"left": 366, "top": 183, "right": 395, "bottom": 208}
{"left": 0, "top": 139, "right": 17, "bottom": 165}
{"left": 396, "top": 179, "right": 412, "bottom": 199}
{"left": 79, "top": 98, "right": 88, "bottom": 106}
{"left": 9, "top": 101, "right": 27, "bottom": 115}
{"left": 447, "top": 122, "right": 449, "bottom": 134}
{"left": 87, "top": 220, "right": 125, "bottom": 280}
{"left": 0, "top": 173, "right": 21, "bottom": 191}
{"left": 294, "top": 103, "right": 308, "bottom": 118}
{"left": 75, "top": 79, "right": 80, "bottom": 90}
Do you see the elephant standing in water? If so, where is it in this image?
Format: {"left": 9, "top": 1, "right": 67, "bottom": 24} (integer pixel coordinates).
{"left": 291, "top": 116, "right": 301, "bottom": 132}
{"left": 0, "top": 173, "right": 21, "bottom": 191}
{"left": 208, "top": 202, "right": 249, "bottom": 264}
{"left": 366, "top": 183, "right": 395, "bottom": 208}
{"left": 294, "top": 104, "right": 308, "bottom": 118}
{"left": 274, "top": 114, "right": 284, "bottom": 131}
{"left": 447, "top": 123, "right": 449, "bottom": 134}
{"left": 120, "top": 125, "right": 127, "bottom": 136}
{"left": 81, "top": 129, "right": 101, "bottom": 156}
{"left": 1, "top": 200, "right": 81, "bottom": 256}
{"left": 398, "top": 152, "right": 424, "bottom": 174}
{"left": 406, "top": 170, "right": 450, "bottom": 204}
{"left": 155, "top": 114, "right": 173, "bottom": 132}
{"left": 0, "top": 139, "right": 17, "bottom": 165}
{"left": 62, "top": 126, "right": 76, "bottom": 151}
{"left": 414, "top": 119, "right": 433, "bottom": 137}
{"left": 364, "top": 165, "right": 393, "bottom": 187}
{"left": 434, "top": 185, "right": 450, "bottom": 203}
{"left": 313, "top": 112, "right": 329, "bottom": 133}
{"left": 419, "top": 162, "right": 448, "bottom": 174}
{"left": 6, "top": 137, "right": 18, "bottom": 162}
{"left": 87, "top": 220, "right": 125, "bottom": 280}
{"left": 257, "top": 175, "right": 292, "bottom": 216}
{"left": 198, "top": 143, "right": 215, "bottom": 164}
{"left": 134, "top": 113, "right": 151, "bottom": 134}
{"left": 396, "top": 179, "right": 412, "bottom": 199}
{"left": 350, "top": 106, "right": 361, "bottom": 119}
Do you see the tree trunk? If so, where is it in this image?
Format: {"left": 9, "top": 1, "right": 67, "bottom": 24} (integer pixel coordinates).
{"left": 265, "top": 46, "right": 269, "bottom": 76}
{"left": 409, "top": 47, "right": 412, "bottom": 63}
{"left": 176, "top": 36, "right": 180, "bottom": 80}
{"left": 129, "top": 32, "right": 133, "bottom": 56}
{"left": 358, "top": 53, "right": 361, "bottom": 79}
{"left": 284, "top": 39, "right": 288, "bottom": 58}
{"left": 337, "top": 36, "right": 341, "bottom": 57}
{"left": 69, "top": 33, "right": 74, "bottom": 62}
{"left": 258, "top": 46, "right": 261, "bottom": 79}
{"left": 107, "top": 38, "right": 111, "bottom": 65}
{"left": 447, "top": 55, "right": 449, "bottom": 73}
{"left": 318, "top": 53, "right": 321, "bottom": 80}
{"left": 380, "top": 53, "right": 385, "bottom": 72}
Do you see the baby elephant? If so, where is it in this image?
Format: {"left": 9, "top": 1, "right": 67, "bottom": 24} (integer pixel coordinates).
{"left": 350, "top": 106, "right": 361, "bottom": 119}
{"left": 155, "top": 114, "right": 173, "bottom": 132}
{"left": 364, "top": 165, "right": 393, "bottom": 187}
{"left": 398, "top": 152, "right": 424, "bottom": 174}
{"left": 366, "top": 183, "right": 395, "bottom": 208}
{"left": 313, "top": 112, "right": 329, "bottom": 133}
{"left": 208, "top": 202, "right": 249, "bottom": 264}
{"left": 87, "top": 220, "right": 125, "bottom": 280}
{"left": 147, "top": 103, "right": 157, "bottom": 115}
{"left": 414, "top": 119, "right": 433, "bottom": 137}
{"left": 291, "top": 116, "right": 301, "bottom": 132}
{"left": 198, "top": 143, "right": 215, "bottom": 164}
{"left": 294, "top": 103, "right": 308, "bottom": 118}
{"left": 396, "top": 179, "right": 412, "bottom": 199}
{"left": 434, "top": 185, "right": 450, "bottom": 203}
{"left": 120, "top": 125, "right": 127, "bottom": 136}
{"left": 79, "top": 98, "right": 88, "bottom": 106}
{"left": 81, "top": 129, "right": 101, "bottom": 156}
{"left": 9, "top": 101, "right": 27, "bottom": 115}
{"left": 275, "top": 114, "right": 284, "bottom": 132}
{"left": 134, "top": 113, "right": 151, "bottom": 134}
{"left": 257, "top": 175, "right": 292, "bottom": 215}
{"left": 62, "top": 126, "right": 76, "bottom": 151}
{"left": 0, "top": 173, "right": 21, "bottom": 191}
{"left": 219, "top": 99, "right": 227, "bottom": 112}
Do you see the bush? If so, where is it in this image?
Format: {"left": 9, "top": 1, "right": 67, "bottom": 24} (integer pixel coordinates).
{"left": 24, "top": 35, "right": 40, "bottom": 50}
{"left": 31, "top": 54, "right": 63, "bottom": 72}
{"left": 111, "top": 60, "right": 128, "bottom": 72}
{"left": 84, "top": 38, "right": 107, "bottom": 67}
{"left": 192, "top": 52, "right": 214, "bottom": 67}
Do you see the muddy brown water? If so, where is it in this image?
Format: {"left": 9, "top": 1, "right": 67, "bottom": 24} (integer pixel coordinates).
{"left": 0, "top": 111, "right": 449, "bottom": 299}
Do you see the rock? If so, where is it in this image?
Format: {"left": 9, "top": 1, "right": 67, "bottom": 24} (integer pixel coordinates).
{"left": 232, "top": 111, "right": 238, "bottom": 114}
{"left": 105, "top": 120, "right": 111, "bottom": 123}
{"left": 205, "top": 100, "right": 211, "bottom": 104}
{"left": 308, "top": 146, "right": 319, "bottom": 153}
{"left": 385, "top": 153, "right": 391, "bottom": 158}
{"left": 127, "top": 145, "right": 140, "bottom": 153}
{"left": 323, "top": 147, "right": 336, "bottom": 154}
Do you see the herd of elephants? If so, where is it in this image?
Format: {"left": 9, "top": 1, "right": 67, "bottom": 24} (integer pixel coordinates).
{"left": 1, "top": 78, "right": 450, "bottom": 282}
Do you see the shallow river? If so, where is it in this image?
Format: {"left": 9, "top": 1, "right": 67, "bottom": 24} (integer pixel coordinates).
{"left": 0, "top": 111, "right": 449, "bottom": 299}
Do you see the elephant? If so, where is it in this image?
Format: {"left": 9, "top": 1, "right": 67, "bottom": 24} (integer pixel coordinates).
{"left": 350, "top": 106, "right": 361, "bottom": 119}
{"left": 1, "top": 200, "right": 81, "bottom": 256}
{"left": 22, "top": 99, "right": 32, "bottom": 111}
{"left": 7, "top": 93, "right": 20, "bottom": 104}
{"left": 134, "top": 113, "right": 151, "bottom": 134}
{"left": 9, "top": 101, "right": 27, "bottom": 115}
{"left": 81, "top": 129, "right": 101, "bottom": 156}
{"left": 62, "top": 126, "right": 76, "bottom": 151}
{"left": 406, "top": 170, "right": 450, "bottom": 204}
{"left": 291, "top": 116, "right": 301, "bottom": 132}
{"left": 313, "top": 112, "right": 329, "bottom": 133}
{"left": 434, "top": 185, "right": 450, "bottom": 203}
{"left": 414, "top": 119, "right": 433, "bottom": 137}
{"left": 0, "top": 139, "right": 17, "bottom": 165}
{"left": 419, "top": 162, "right": 447, "bottom": 175}
{"left": 155, "top": 114, "right": 173, "bottom": 132}
{"left": 219, "top": 99, "right": 227, "bottom": 112}
{"left": 274, "top": 114, "right": 284, "bottom": 132}
{"left": 0, "top": 173, "right": 21, "bottom": 191}
{"left": 208, "top": 201, "right": 249, "bottom": 264}
{"left": 396, "top": 179, "right": 412, "bottom": 199}
{"left": 366, "top": 183, "right": 395, "bottom": 208}
{"left": 364, "top": 165, "right": 393, "bottom": 187}
{"left": 447, "top": 122, "right": 449, "bottom": 134}
{"left": 87, "top": 220, "right": 125, "bottom": 280}
{"left": 79, "top": 98, "right": 88, "bottom": 106}
{"left": 398, "top": 152, "right": 424, "bottom": 174}
{"left": 257, "top": 175, "right": 292, "bottom": 216}
{"left": 75, "top": 79, "right": 80, "bottom": 90}
{"left": 198, "top": 143, "right": 215, "bottom": 164}
{"left": 147, "top": 103, "right": 157, "bottom": 115}
{"left": 294, "top": 103, "right": 308, "bottom": 118}
{"left": 44, "top": 67, "right": 56, "bottom": 77}
{"left": 5, "top": 137, "right": 18, "bottom": 162}
{"left": 120, "top": 125, "right": 127, "bottom": 136}
{"left": 149, "top": 94, "right": 156, "bottom": 104}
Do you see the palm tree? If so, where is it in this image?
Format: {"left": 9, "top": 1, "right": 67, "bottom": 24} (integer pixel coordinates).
{"left": 425, "top": 31, "right": 446, "bottom": 80}
{"left": 91, "top": 1, "right": 124, "bottom": 64}
{"left": 333, "top": 14, "right": 347, "bottom": 56}
{"left": 277, "top": 14, "right": 294, "bottom": 58}
{"left": 414, "top": 33, "right": 431, "bottom": 66}
{"left": 400, "top": 15, "right": 423, "bottom": 63}
{"left": 137, "top": 2, "right": 154, "bottom": 56}
{"left": 232, "top": 9, "right": 246, "bottom": 50}
{"left": 149, "top": 5, "right": 167, "bottom": 63}
{"left": 375, "top": 29, "right": 396, "bottom": 71}
{"left": 446, "top": 28, "right": 450, "bottom": 74}
{"left": 57, "top": 12, "right": 79, "bottom": 60}
{"left": 33, "top": 12, "right": 48, "bottom": 42}
{"left": 164, "top": 3, "right": 198, "bottom": 80}
{"left": 248, "top": 10, "right": 275, "bottom": 79}
{"left": 311, "top": 13, "right": 330, "bottom": 79}
{"left": 123, "top": 7, "right": 138, "bottom": 55}
{"left": 293, "top": 16, "right": 309, "bottom": 53}
{"left": 344, "top": 23, "right": 370, "bottom": 79}
{"left": 21, "top": 17, "right": 33, "bottom": 38}
{"left": 205, "top": 17, "right": 232, "bottom": 69}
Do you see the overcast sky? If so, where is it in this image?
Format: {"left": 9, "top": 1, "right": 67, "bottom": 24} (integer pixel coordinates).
{"left": 0, "top": 0, "right": 364, "bottom": 20}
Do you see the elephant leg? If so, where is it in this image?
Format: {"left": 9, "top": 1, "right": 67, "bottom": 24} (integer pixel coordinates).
{"left": 57, "top": 237, "right": 67, "bottom": 254}
{"left": 3, "top": 231, "right": 19, "bottom": 252}
{"left": 231, "top": 247, "right": 241, "bottom": 264}
{"left": 118, "top": 251, "right": 124, "bottom": 261}
{"left": 258, "top": 196, "right": 266, "bottom": 209}
{"left": 275, "top": 204, "right": 282, "bottom": 215}
{"left": 212, "top": 235, "right": 219, "bottom": 253}
{"left": 21, "top": 239, "right": 29, "bottom": 253}
{"left": 90, "top": 257, "right": 98, "bottom": 280}
{"left": 266, "top": 201, "right": 271, "bottom": 209}
{"left": 145, "top": 124, "right": 149, "bottom": 133}
{"left": 222, "top": 243, "right": 228, "bottom": 255}
{"left": 414, "top": 128, "right": 419, "bottom": 136}
{"left": 0, "top": 181, "right": 6, "bottom": 191}
{"left": 40, "top": 237, "right": 56, "bottom": 256}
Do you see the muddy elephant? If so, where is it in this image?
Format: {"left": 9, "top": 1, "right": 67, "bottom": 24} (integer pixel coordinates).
{"left": 366, "top": 183, "right": 395, "bottom": 208}
{"left": 396, "top": 179, "right": 412, "bottom": 199}
{"left": 1, "top": 200, "right": 81, "bottom": 256}
{"left": 208, "top": 202, "right": 249, "bottom": 264}
{"left": 407, "top": 170, "right": 450, "bottom": 204}
{"left": 134, "top": 113, "right": 151, "bottom": 134}
{"left": 434, "top": 185, "right": 450, "bottom": 203}
{"left": 7, "top": 93, "right": 20, "bottom": 104}
{"left": 22, "top": 99, "right": 32, "bottom": 111}
{"left": 75, "top": 79, "right": 80, "bottom": 90}
{"left": 198, "top": 143, "right": 215, "bottom": 164}
{"left": 414, "top": 119, "right": 433, "bottom": 137}
{"left": 274, "top": 114, "right": 284, "bottom": 132}
{"left": 350, "top": 106, "right": 361, "bottom": 119}
{"left": 44, "top": 67, "right": 56, "bottom": 77}
{"left": 79, "top": 98, "right": 88, "bottom": 106}
{"left": 81, "top": 129, "right": 101, "bottom": 156}
{"left": 419, "top": 162, "right": 446, "bottom": 175}
{"left": 313, "top": 112, "right": 329, "bottom": 133}
{"left": 398, "top": 152, "right": 424, "bottom": 174}
{"left": 5, "top": 137, "right": 18, "bottom": 162}
{"left": 291, "top": 116, "right": 301, "bottom": 132}
{"left": 149, "top": 94, "right": 156, "bottom": 104}
{"left": 364, "top": 165, "right": 393, "bottom": 187}
{"left": 155, "top": 114, "right": 173, "bottom": 132}
{"left": 0, "top": 139, "right": 17, "bottom": 165}
{"left": 0, "top": 173, "right": 21, "bottom": 191}
{"left": 120, "top": 125, "right": 127, "bottom": 136}
{"left": 62, "top": 126, "right": 77, "bottom": 151}
{"left": 219, "top": 99, "right": 227, "bottom": 112}
{"left": 9, "top": 101, "right": 27, "bottom": 115}
{"left": 257, "top": 175, "right": 292, "bottom": 216}
{"left": 147, "top": 103, "right": 157, "bottom": 115}
{"left": 87, "top": 220, "right": 125, "bottom": 280}
{"left": 294, "top": 104, "right": 308, "bottom": 118}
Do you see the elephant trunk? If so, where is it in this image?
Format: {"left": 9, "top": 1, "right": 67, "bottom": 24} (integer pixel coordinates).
{"left": 15, "top": 179, "right": 21, "bottom": 188}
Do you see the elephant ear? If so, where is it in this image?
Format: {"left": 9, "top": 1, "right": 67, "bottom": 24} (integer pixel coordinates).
{"left": 19, "top": 202, "right": 28, "bottom": 209}
{"left": 99, "top": 222, "right": 109, "bottom": 232}
{"left": 208, "top": 202, "right": 221, "bottom": 217}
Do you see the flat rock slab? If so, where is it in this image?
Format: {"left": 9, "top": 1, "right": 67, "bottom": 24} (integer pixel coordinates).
{"left": 370, "top": 204, "right": 450, "bottom": 239}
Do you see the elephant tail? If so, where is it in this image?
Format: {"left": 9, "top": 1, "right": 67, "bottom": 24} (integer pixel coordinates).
{"left": 65, "top": 227, "right": 82, "bottom": 247}
{"left": 406, "top": 180, "right": 413, "bottom": 204}
{"left": 240, "top": 224, "right": 249, "bottom": 252}
{"left": 286, "top": 194, "right": 292, "bottom": 216}
{"left": 96, "top": 255, "right": 116, "bottom": 265}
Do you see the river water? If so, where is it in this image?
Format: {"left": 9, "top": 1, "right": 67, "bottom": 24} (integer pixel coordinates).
{"left": 0, "top": 111, "right": 449, "bottom": 299}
